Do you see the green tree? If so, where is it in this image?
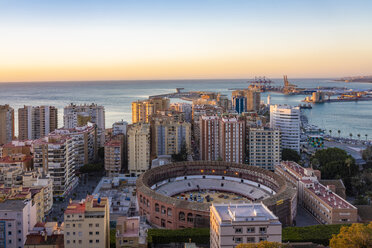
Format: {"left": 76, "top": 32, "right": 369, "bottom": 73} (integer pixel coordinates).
{"left": 312, "top": 148, "right": 358, "bottom": 193}
{"left": 330, "top": 222, "right": 372, "bottom": 248}
{"left": 357, "top": 133, "right": 361, "bottom": 140}
{"left": 172, "top": 141, "right": 188, "bottom": 162}
{"left": 349, "top": 133, "right": 353, "bottom": 139}
{"left": 338, "top": 129, "right": 341, "bottom": 138}
{"left": 362, "top": 146, "right": 372, "bottom": 162}
{"left": 282, "top": 148, "right": 300, "bottom": 162}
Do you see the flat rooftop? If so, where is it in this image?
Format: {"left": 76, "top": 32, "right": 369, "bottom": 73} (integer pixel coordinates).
{"left": 212, "top": 203, "right": 280, "bottom": 224}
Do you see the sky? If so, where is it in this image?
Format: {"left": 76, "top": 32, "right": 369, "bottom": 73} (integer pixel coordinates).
{"left": 0, "top": 0, "right": 372, "bottom": 82}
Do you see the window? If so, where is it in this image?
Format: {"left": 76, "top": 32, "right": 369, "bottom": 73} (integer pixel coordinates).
{"left": 79, "top": 240, "right": 82, "bottom": 244}
{"left": 89, "top": 232, "right": 93, "bottom": 235}
{"left": 78, "top": 232, "right": 82, "bottom": 237}
{"left": 179, "top": 212, "right": 185, "bottom": 221}
{"left": 7, "top": 223, "right": 11, "bottom": 227}
{"left": 247, "top": 237, "right": 255, "bottom": 243}
{"left": 259, "top": 237, "right": 267, "bottom": 242}
{"left": 89, "top": 224, "right": 93, "bottom": 227}
{"left": 89, "top": 240, "right": 93, "bottom": 243}
{"left": 66, "top": 224, "right": 70, "bottom": 228}
{"left": 187, "top": 213, "right": 193, "bottom": 223}
{"left": 8, "top": 231, "right": 11, "bottom": 235}
{"left": 247, "top": 227, "right": 255, "bottom": 233}
{"left": 167, "top": 208, "right": 172, "bottom": 216}
{"left": 96, "top": 232, "right": 99, "bottom": 235}
{"left": 235, "top": 237, "right": 242, "bottom": 243}
{"left": 73, "top": 224, "right": 75, "bottom": 227}
{"left": 259, "top": 227, "right": 266, "bottom": 234}
{"left": 78, "top": 224, "right": 82, "bottom": 228}
{"left": 161, "top": 206, "right": 166, "bottom": 214}
{"left": 161, "top": 219, "right": 166, "bottom": 228}
{"left": 95, "top": 223, "right": 99, "bottom": 227}
{"left": 155, "top": 203, "right": 160, "bottom": 212}
{"left": 67, "top": 232, "right": 70, "bottom": 236}
{"left": 67, "top": 240, "right": 70, "bottom": 244}
{"left": 96, "top": 240, "right": 99, "bottom": 243}
{"left": 235, "top": 228, "right": 242, "bottom": 234}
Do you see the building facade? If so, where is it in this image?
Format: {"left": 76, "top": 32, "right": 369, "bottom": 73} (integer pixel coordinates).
{"left": 33, "top": 135, "right": 78, "bottom": 197}
{"left": 104, "top": 136, "right": 125, "bottom": 177}
{"left": 127, "top": 123, "right": 151, "bottom": 176}
{"left": 64, "top": 195, "right": 110, "bottom": 248}
{"left": 219, "top": 116, "right": 245, "bottom": 164}
{"left": 270, "top": 105, "right": 301, "bottom": 153}
{"left": 132, "top": 97, "right": 170, "bottom": 124}
{"left": 210, "top": 203, "right": 282, "bottom": 248}
{"left": 0, "top": 199, "right": 37, "bottom": 248}
{"left": 248, "top": 127, "right": 281, "bottom": 170}
{"left": 18, "top": 105, "right": 58, "bottom": 141}
{"left": 150, "top": 118, "right": 191, "bottom": 159}
{"left": 0, "top": 105, "right": 14, "bottom": 145}
{"left": 276, "top": 161, "right": 358, "bottom": 224}
{"left": 115, "top": 216, "right": 147, "bottom": 248}
{"left": 63, "top": 103, "right": 105, "bottom": 147}
{"left": 200, "top": 116, "right": 220, "bottom": 161}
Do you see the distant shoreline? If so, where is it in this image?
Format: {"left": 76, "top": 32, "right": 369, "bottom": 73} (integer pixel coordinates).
{"left": 334, "top": 76, "right": 372, "bottom": 83}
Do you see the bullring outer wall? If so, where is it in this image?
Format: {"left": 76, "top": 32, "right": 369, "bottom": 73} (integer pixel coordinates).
{"left": 136, "top": 161, "right": 297, "bottom": 229}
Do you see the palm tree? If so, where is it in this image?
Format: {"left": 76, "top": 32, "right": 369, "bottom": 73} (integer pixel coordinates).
{"left": 329, "top": 130, "right": 332, "bottom": 136}
{"left": 357, "top": 134, "right": 361, "bottom": 140}
{"left": 349, "top": 133, "right": 353, "bottom": 140}
{"left": 338, "top": 130, "right": 341, "bottom": 138}
{"left": 366, "top": 134, "right": 368, "bottom": 141}
{"left": 345, "top": 157, "right": 353, "bottom": 175}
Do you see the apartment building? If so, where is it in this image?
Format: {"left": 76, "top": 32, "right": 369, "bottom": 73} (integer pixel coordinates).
{"left": 248, "top": 127, "right": 281, "bottom": 170}
{"left": 270, "top": 105, "right": 301, "bottom": 153}
{"left": 200, "top": 116, "right": 220, "bottom": 161}
{"left": 170, "top": 102, "right": 192, "bottom": 122}
{"left": 0, "top": 140, "right": 32, "bottom": 158}
{"left": 0, "top": 153, "right": 33, "bottom": 171}
{"left": 132, "top": 97, "right": 170, "bottom": 124}
{"left": 33, "top": 135, "right": 78, "bottom": 197}
{"left": 51, "top": 123, "right": 97, "bottom": 167}
{"left": 276, "top": 161, "right": 358, "bottom": 224}
{"left": 0, "top": 198, "right": 37, "bottom": 248}
{"left": 150, "top": 117, "right": 191, "bottom": 159}
{"left": 0, "top": 186, "right": 45, "bottom": 223}
{"left": 63, "top": 103, "right": 105, "bottom": 146}
{"left": 127, "top": 123, "right": 150, "bottom": 176}
{"left": 219, "top": 116, "right": 245, "bottom": 164}
{"left": 210, "top": 203, "right": 282, "bottom": 248}
{"left": 112, "top": 120, "right": 128, "bottom": 136}
{"left": 18, "top": 105, "right": 58, "bottom": 140}
{"left": 64, "top": 195, "right": 110, "bottom": 248}
{"left": 104, "top": 136, "right": 125, "bottom": 177}
{"left": 23, "top": 171, "right": 54, "bottom": 215}
{"left": 116, "top": 216, "right": 147, "bottom": 248}
{"left": 231, "top": 89, "right": 261, "bottom": 113}
{"left": 0, "top": 104, "right": 14, "bottom": 145}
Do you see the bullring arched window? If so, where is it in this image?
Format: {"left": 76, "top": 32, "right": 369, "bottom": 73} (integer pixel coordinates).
{"left": 161, "top": 206, "right": 166, "bottom": 214}
{"left": 179, "top": 212, "right": 185, "bottom": 221}
{"left": 167, "top": 208, "right": 172, "bottom": 216}
{"left": 187, "top": 213, "right": 193, "bottom": 223}
{"left": 155, "top": 203, "right": 160, "bottom": 212}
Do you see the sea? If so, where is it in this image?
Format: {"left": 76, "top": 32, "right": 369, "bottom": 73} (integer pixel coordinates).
{"left": 1, "top": 78, "right": 372, "bottom": 139}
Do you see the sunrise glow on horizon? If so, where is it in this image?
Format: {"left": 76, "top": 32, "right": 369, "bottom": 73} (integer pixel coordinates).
{"left": 1, "top": 0, "right": 372, "bottom": 82}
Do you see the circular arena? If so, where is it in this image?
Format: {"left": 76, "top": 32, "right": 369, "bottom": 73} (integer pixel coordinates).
{"left": 137, "top": 161, "right": 297, "bottom": 229}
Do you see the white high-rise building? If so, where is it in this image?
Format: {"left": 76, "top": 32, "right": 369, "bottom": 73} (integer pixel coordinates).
{"left": 112, "top": 120, "right": 128, "bottom": 136}
{"left": 270, "top": 105, "right": 300, "bottom": 153}
{"left": 63, "top": 103, "right": 105, "bottom": 146}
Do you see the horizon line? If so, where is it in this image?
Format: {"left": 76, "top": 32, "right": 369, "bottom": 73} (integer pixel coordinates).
{"left": 0, "top": 76, "right": 340, "bottom": 84}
